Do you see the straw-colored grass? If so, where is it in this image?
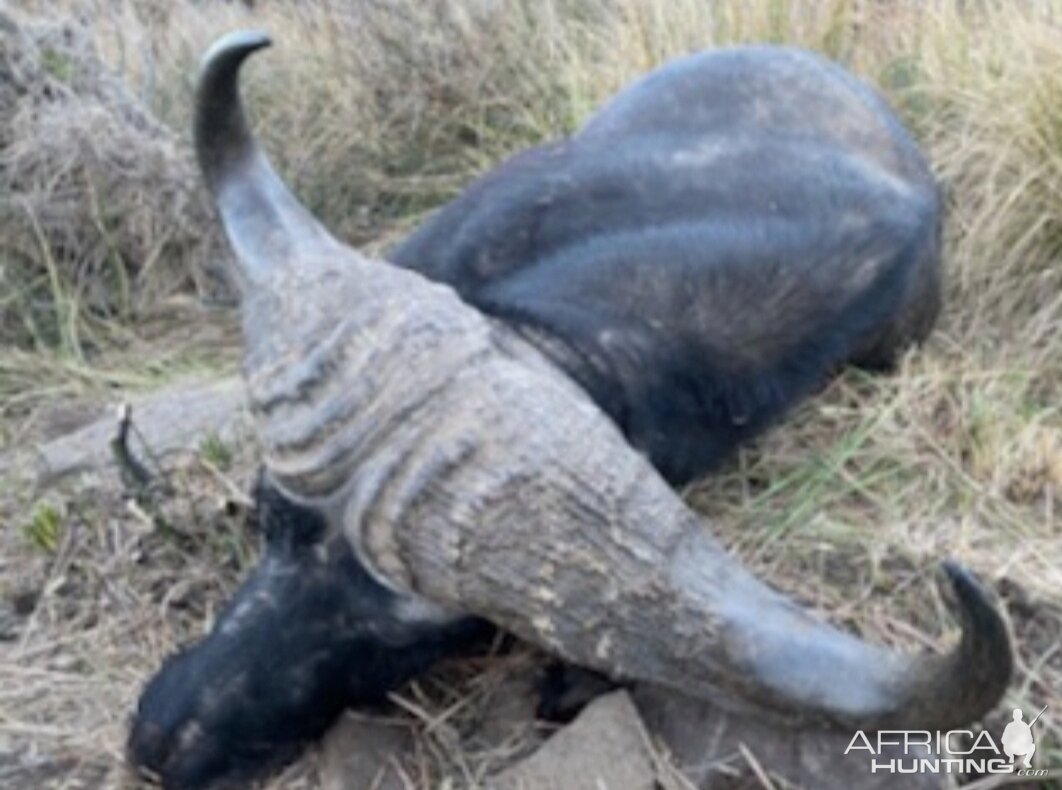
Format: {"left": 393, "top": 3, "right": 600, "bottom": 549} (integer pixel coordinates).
{"left": 0, "top": 0, "right": 1059, "bottom": 787}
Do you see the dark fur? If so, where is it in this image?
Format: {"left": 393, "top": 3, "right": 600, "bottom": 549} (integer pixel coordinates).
{"left": 392, "top": 46, "right": 940, "bottom": 485}
{"left": 132, "top": 46, "right": 941, "bottom": 787}
{"left": 129, "top": 484, "right": 490, "bottom": 788}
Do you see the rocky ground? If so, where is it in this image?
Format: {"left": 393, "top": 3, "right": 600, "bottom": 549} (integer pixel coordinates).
{"left": 1, "top": 375, "right": 1056, "bottom": 789}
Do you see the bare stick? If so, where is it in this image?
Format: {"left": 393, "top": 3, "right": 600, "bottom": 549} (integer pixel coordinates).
{"left": 110, "top": 403, "right": 154, "bottom": 489}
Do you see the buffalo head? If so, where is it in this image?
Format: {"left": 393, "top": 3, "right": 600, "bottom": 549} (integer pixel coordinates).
{"left": 130, "top": 31, "right": 1012, "bottom": 789}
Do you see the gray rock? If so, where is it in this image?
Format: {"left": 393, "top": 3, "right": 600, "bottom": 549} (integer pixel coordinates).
{"left": 472, "top": 670, "right": 544, "bottom": 758}
{"left": 319, "top": 712, "right": 415, "bottom": 790}
{"left": 489, "top": 690, "right": 655, "bottom": 790}
{"left": 0, "top": 376, "right": 249, "bottom": 487}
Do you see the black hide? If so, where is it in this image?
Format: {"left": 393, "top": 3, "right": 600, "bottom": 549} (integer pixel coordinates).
{"left": 129, "top": 484, "right": 489, "bottom": 788}
{"left": 391, "top": 46, "right": 940, "bottom": 485}
{"left": 131, "top": 45, "right": 941, "bottom": 788}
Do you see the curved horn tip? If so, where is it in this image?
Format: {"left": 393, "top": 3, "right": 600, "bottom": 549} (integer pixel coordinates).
{"left": 940, "top": 558, "right": 1004, "bottom": 627}
{"left": 940, "top": 558, "right": 1014, "bottom": 714}
{"left": 200, "top": 29, "right": 272, "bottom": 73}
{"left": 941, "top": 558, "right": 975, "bottom": 593}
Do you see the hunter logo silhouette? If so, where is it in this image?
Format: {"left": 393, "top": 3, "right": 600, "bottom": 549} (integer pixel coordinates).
{"left": 1001, "top": 706, "right": 1046, "bottom": 769}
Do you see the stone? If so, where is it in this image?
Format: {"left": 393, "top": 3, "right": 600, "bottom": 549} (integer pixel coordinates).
{"left": 473, "top": 670, "right": 544, "bottom": 757}
{"left": 319, "top": 712, "right": 415, "bottom": 790}
{"left": 489, "top": 690, "right": 655, "bottom": 790}
{"left": 0, "top": 376, "right": 249, "bottom": 486}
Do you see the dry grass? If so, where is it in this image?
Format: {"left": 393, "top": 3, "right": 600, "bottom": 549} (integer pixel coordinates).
{"left": 0, "top": 3, "right": 230, "bottom": 348}
{"left": 0, "top": 0, "right": 1059, "bottom": 787}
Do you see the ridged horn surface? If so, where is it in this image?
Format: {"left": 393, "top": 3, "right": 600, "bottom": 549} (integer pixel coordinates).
{"left": 197, "top": 33, "right": 1013, "bottom": 732}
